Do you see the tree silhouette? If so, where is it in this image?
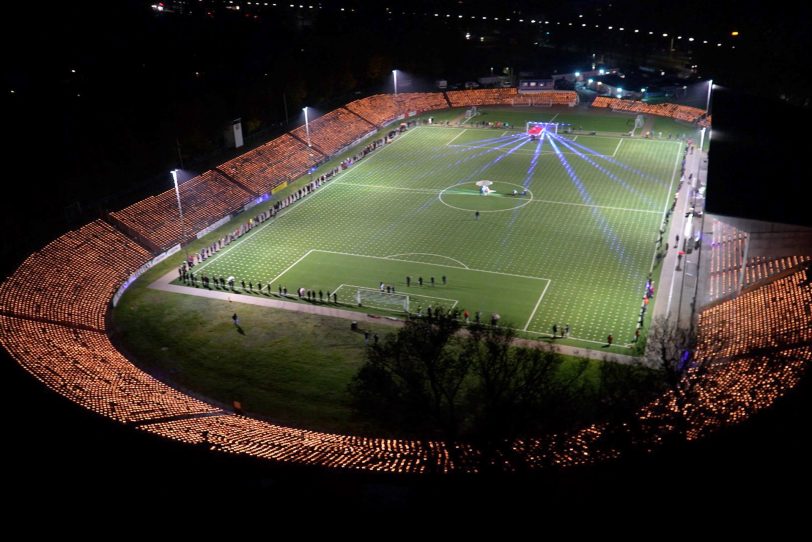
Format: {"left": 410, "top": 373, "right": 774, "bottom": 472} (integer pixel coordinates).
{"left": 349, "top": 309, "right": 593, "bottom": 471}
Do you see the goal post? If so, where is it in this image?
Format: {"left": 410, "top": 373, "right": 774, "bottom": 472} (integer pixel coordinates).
{"left": 526, "top": 121, "right": 559, "bottom": 136}
{"left": 355, "top": 287, "right": 410, "bottom": 313}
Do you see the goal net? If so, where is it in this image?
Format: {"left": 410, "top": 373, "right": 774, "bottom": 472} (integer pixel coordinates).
{"left": 355, "top": 287, "right": 410, "bottom": 313}
{"left": 464, "top": 106, "right": 479, "bottom": 120}
{"left": 526, "top": 121, "right": 559, "bottom": 136}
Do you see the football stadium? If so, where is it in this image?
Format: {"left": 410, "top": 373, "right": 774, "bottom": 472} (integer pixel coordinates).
{"left": 2, "top": 85, "right": 810, "bottom": 473}
{"left": 1, "top": 0, "right": 810, "bottom": 508}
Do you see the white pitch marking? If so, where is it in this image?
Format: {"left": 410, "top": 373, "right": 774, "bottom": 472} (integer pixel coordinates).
{"left": 333, "top": 180, "right": 657, "bottom": 214}
{"left": 445, "top": 129, "right": 467, "bottom": 146}
{"left": 333, "top": 182, "right": 438, "bottom": 194}
{"left": 611, "top": 137, "right": 624, "bottom": 157}
{"left": 523, "top": 280, "right": 551, "bottom": 331}
{"left": 344, "top": 284, "right": 460, "bottom": 304}
{"left": 313, "top": 249, "right": 551, "bottom": 282}
{"left": 649, "top": 142, "right": 683, "bottom": 274}
{"left": 528, "top": 198, "right": 661, "bottom": 215}
{"left": 384, "top": 252, "right": 470, "bottom": 269}
{"left": 269, "top": 249, "right": 315, "bottom": 284}
{"left": 192, "top": 127, "right": 423, "bottom": 273}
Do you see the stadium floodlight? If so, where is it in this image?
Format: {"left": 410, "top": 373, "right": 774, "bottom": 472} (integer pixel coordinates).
{"left": 303, "top": 106, "right": 312, "bottom": 147}
{"left": 706, "top": 79, "right": 713, "bottom": 112}
{"left": 172, "top": 169, "right": 189, "bottom": 262}
{"left": 392, "top": 69, "right": 398, "bottom": 95}
{"left": 574, "top": 71, "right": 581, "bottom": 77}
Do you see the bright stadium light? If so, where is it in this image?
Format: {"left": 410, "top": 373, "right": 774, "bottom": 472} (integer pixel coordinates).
{"left": 303, "top": 106, "right": 312, "bottom": 147}
{"left": 392, "top": 69, "right": 398, "bottom": 95}
{"left": 574, "top": 71, "right": 581, "bottom": 77}
{"left": 706, "top": 79, "right": 713, "bottom": 112}
{"left": 172, "top": 169, "right": 189, "bottom": 262}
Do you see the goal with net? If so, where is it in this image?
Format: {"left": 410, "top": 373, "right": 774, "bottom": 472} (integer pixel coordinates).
{"left": 526, "top": 121, "right": 559, "bottom": 136}
{"left": 355, "top": 287, "right": 410, "bottom": 313}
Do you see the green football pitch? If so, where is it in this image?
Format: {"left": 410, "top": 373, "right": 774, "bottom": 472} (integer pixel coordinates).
{"left": 177, "top": 118, "right": 682, "bottom": 347}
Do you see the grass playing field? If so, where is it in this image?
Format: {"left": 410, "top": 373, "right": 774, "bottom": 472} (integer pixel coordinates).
{"left": 115, "top": 106, "right": 688, "bottom": 433}
{"left": 178, "top": 114, "right": 682, "bottom": 346}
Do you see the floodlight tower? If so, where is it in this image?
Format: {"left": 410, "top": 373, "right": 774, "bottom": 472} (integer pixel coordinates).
{"left": 303, "top": 106, "right": 312, "bottom": 147}
{"left": 705, "top": 79, "right": 713, "bottom": 113}
{"left": 172, "top": 169, "right": 189, "bottom": 263}
{"left": 392, "top": 69, "right": 398, "bottom": 95}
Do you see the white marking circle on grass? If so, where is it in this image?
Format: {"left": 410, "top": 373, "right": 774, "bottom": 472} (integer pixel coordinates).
{"left": 439, "top": 181, "right": 534, "bottom": 213}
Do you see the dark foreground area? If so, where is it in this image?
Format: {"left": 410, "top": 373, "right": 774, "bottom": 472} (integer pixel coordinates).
{"left": 2, "top": 346, "right": 808, "bottom": 517}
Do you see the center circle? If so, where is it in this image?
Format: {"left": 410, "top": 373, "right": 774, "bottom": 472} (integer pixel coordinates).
{"left": 439, "top": 181, "right": 534, "bottom": 213}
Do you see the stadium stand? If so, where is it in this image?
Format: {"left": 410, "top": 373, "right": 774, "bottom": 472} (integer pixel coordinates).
{"left": 290, "top": 107, "right": 376, "bottom": 156}
{"left": 217, "top": 134, "right": 324, "bottom": 196}
{"left": 642, "top": 268, "right": 811, "bottom": 441}
{"left": 109, "top": 170, "right": 254, "bottom": 251}
{"left": 447, "top": 89, "right": 576, "bottom": 108}
{"left": 397, "top": 92, "right": 450, "bottom": 115}
{"left": 0, "top": 220, "right": 151, "bottom": 330}
{"left": 345, "top": 94, "right": 403, "bottom": 127}
{"left": 0, "top": 316, "right": 222, "bottom": 423}
{"left": 743, "top": 255, "right": 811, "bottom": 287}
{"left": 0, "top": 92, "right": 808, "bottom": 474}
{"left": 446, "top": 88, "right": 520, "bottom": 107}
{"left": 345, "top": 93, "right": 449, "bottom": 127}
{"left": 698, "top": 269, "right": 811, "bottom": 359}
{"left": 592, "top": 97, "right": 707, "bottom": 124}
{"left": 708, "top": 218, "right": 748, "bottom": 301}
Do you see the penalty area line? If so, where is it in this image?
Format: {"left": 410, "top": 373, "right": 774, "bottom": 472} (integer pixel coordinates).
{"left": 445, "top": 129, "right": 467, "bottom": 146}
{"left": 523, "top": 280, "right": 551, "bottom": 331}
{"left": 270, "top": 249, "right": 315, "bottom": 285}
{"left": 612, "top": 137, "right": 624, "bottom": 157}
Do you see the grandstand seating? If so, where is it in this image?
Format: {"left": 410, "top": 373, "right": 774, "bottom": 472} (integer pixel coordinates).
{"left": 642, "top": 268, "right": 812, "bottom": 440}
{"left": 217, "top": 134, "right": 324, "bottom": 195}
{"left": 743, "top": 255, "right": 811, "bottom": 287}
{"left": 0, "top": 220, "right": 151, "bottom": 330}
{"left": 698, "top": 269, "right": 812, "bottom": 360}
{"left": 345, "top": 94, "right": 403, "bottom": 127}
{"left": 397, "top": 92, "right": 450, "bottom": 114}
{"left": 592, "top": 96, "right": 707, "bottom": 124}
{"left": 708, "top": 219, "right": 748, "bottom": 300}
{"left": 290, "top": 107, "right": 376, "bottom": 156}
{"left": 0, "top": 316, "right": 222, "bottom": 423}
{"left": 0, "top": 91, "right": 807, "bottom": 474}
{"left": 344, "top": 93, "right": 448, "bottom": 127}
{"left": 446, "top": 88, "right": 519, "bottom": 107}
{"left": 110, "top": 170, "right": 254, "bottom": 251}
{"left": 447, "top": 89, "right": 576, "bottom": 108}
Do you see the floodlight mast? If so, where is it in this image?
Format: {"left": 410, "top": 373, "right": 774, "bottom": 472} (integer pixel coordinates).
{"left": 392, "top": 69, "right": 398, "bottom": 95}
{"left": 172, "top": 169, "right": 189, "bottom": 263}
{"left": 303, "top": 106, "right": 312, "bottom": 147}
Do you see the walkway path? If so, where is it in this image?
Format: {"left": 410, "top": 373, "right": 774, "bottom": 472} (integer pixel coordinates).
{"left": 650, "top": 139, "right": 708, "bottom": 333}
{"left": 150, "top": 269, "right": 639, "bottom": 365}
